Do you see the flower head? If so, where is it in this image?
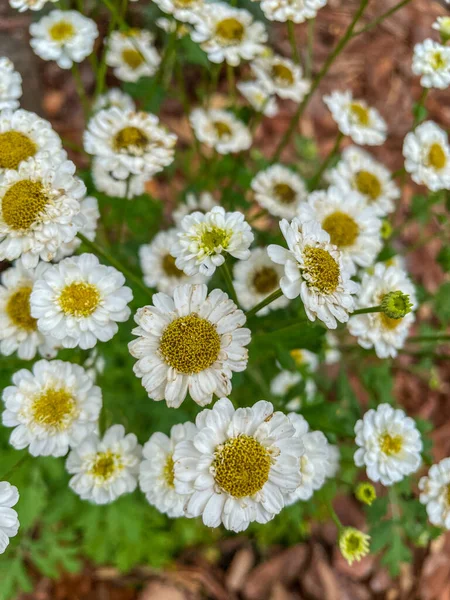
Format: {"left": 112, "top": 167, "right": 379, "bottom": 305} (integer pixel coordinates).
{"left": 403, "top": 121, "right": 450, "bottom": 191}
{"left": 190, "top": 108, "right": 251, "bottom": 154}
{"left": 381, "top": 290, "right": 413, "bottom": 320}
{"left": 339, "top": 528, "right": 370, "bottom": 565}
{"left": 260, "top": 0, "right": 327, "bottom": 23}
{"left": 412, "top": 39, "right": 450, "bottom": 89}
{"left": 0, "top": 58, "right": 22, "bottom": 111}
{"left": 106, "top": 29, "right": 160, "bottom": 82}
{"left": 419, "top": 457, "right": 450, "bottom": 529}
{"left": 251, "top": 55, "right": 310, "bottom": 102}
{"left": 0, "top": 482, "right": 19, "bottom": 554}
{"left": 355, "top": 482, "right": 376, "bottom": 506}
{"left": 251, "top": 164, "right": 307, "bottom": 219}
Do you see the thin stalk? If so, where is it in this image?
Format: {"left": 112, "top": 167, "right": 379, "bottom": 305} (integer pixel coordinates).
{"left": 413, "top": 87, "right": 429, "bottom": 128}
{"left": 328, "top": 503, "right": 343, "bottom": 532}
{"left": 221, "top": 261, "right": 238, "bottom": 304}
{"left": 309, "top": 131, "right": 343, "bottom": 190}
{"left": 352, "top": 305, "right": 382, "bottom": 315}
{"left": 0, "top": 455, "right": 29, "bottom": 482}
{"left": 352, "top": 0, "right": 413, "bottom": 37}
{"left": 226, "top": 63, "right": 236, "bottom": 104}
{"left": 305, "top": 17, "right": 316, "bottom": 79}
{"left": 71, "top": 63, "right": 89, "bottom": 119}
{"left": 408, "top": 334, "right": 450, "bottom": 343}
{"left": 246, "top": 288, "right": 283, "bottom": 318}
{"left": 287, "top": 20, "right": 300, "bottom": 64}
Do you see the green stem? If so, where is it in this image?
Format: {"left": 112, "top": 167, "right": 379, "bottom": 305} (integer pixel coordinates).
{"left": 71, "top": 63, "right": 89, "bottom": 119}
{"left": 0, "top": 455, "right": 29, "bottom": 482}
{"left": 226, "top": 63, "right": 236, "bottom": 104}
{"left": 408, "top": 334, "right": 450, "bottom": 343}
{"left": 287, "top": 20, "right": 300, "bottom": 64}
{"left": 413, "top": 88, "right": 429, "bottom": 128}
{"left": 352, "top": 305, "right": 382, "bottom": 315}
{"left": 328, "top": 502, "right": 343, "bottom": 532}
{"left": 309, "top": 131, "right": 343, "bottom": 190}
{"left": 246, "top": 288, "right": 283, "bottom": 318}
{"left": 352, "top": 0, "right": 413, "bottom": 37}
{"left": 221, "top": 261, "right": 238, "bottom": 305}
{"left": 305, "top": 17, "right": 316, "bottom": 79}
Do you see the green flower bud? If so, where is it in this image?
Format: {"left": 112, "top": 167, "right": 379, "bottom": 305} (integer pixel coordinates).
{"left": 339, "top": 528, "right": 370, "bottom": 565}
{"left": 380, "top": 220, "right": 392, "bottom": 240}
{"left": 380, "top": 291, "right": 413, "bottom": 320}
{"left": 355, "top": 482, "right": 376, "bottom": 506}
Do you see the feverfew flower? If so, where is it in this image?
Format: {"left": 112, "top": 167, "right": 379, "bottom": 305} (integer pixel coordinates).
{"left": 233, "top": 247, "right": 288, "bottom": 315}
{"left": 9, "top": 0, "right": 57, "bottom": 11}
{"left": 139, "top": 422, "right": 197, "bottom": 517}
{"left": 29, "top": 10, "right": 98, "bottom": 70}
{"left": 2, "top": 359, "right": 102, "bottom": 457}
{"left": 172, "top": 191, "right": 217, "bottom": 226}
{"left": 0, "top": 58, "right": 22, "bottom": 111}
{"left": 339, "top": 528, "right": 370, "bottom": 566}
{"left": 92, "top": 159, "right": 147, "bottom": 199}
{"left": 251, "top": 164, "right": 307, "bottom": 219}
{"left": 324, "top": 91, "right": 387, "bottom": 146}
{"left": 260, "top": 0, "right": 327, "bottom": 23}
{"left": 0, "top": 155, "right": 85, "bottom": 268}
{"left": 92, "top": 88, "right": 136, "bottom": 113}
{"left": 348, "top": 262, "right": 416, "bottom": 358}
{"left": 106, "top": 30, "right": 160, "bottom": 83}
{"left": 327, "top": 146, "right": 400, "bottom": 217}
{"left": 297, "top": 187, "right": 382, "bottom": 274}
{"left": 412, "top": 39, "right": 450, "bottom": 89}
{"left": 354, "top": 403, "right": 422, "bottom": 486}
{"left": 30, "top": 253, "right": 132, "bottom": 350}
{"left": 53, "top": 195, "right": 100, "bottom": 261}
{"left": 403, "top": 121, "right": 450, "bottom": 191}
{"left": 251, "top": 55, "right": 310, "bottom": 102}
{"left": 84, "top": 107, "right": 177, "bottom": 180}
{"left": 173, "top": 397, "right": 303, "bottom": 532}
{"left": 419, "top": 457, "right": 450, "bottom": 529}
{"left": 236, "top": 81, "right": 278, "bottom": 117}
{"left": 268, "top": 219, "right": 359, "bottom": 329}
{"left": 190, "top": 108, "right": 251, "bottom": 154}
{"left": 172, "top": 206, "right": 253, "bottom": 276}
{"left": 152, "top": 0, "right": 204, "bottom": 24}
{"left": 128, "top": 284, "right": 250, "bottom": 407}
{"left": 66, "top": 425, "right": 142, "bottom": 505}
{"left": 0, "top": 482, "right": 19, "bottom": 554}
{"left": 191, "top": 4, "right": 267, "bottom": 66}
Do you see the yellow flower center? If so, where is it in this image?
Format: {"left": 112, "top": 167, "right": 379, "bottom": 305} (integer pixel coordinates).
{"left": 322, "top": 211, "right": 359, "bottom": 248}
{"left": 349, "top": 102, "right": 370, "bottom": 126}
{"left": 58, "top": 282, "right": 100, "bottom": 317}
{"left": 252, "top": 266, "right": 278, "bottom": 294}
{"left": 49, "top": 20, "right": 75, "bottom": 43}
{"left": 431, "top": 51, "right": 446, "bottom": 70}
{"left": 90, "top": 451, "right": 121, "bottom": 481}
{"left": 354, "top": 170, "right": 382, "bottom": 201}
{"left": 2, "top": 180, "right": 49, "bottom": 231}
{"left": 379, "top": 433, "right": 403, "bottom": 456}
{"left": 302, "top": 246, "right": 340, "bottom": 294}
{"left": 290, "top": 349, "right": 304, "bottom": 366}
{"left": 215, "top": 18, "right": 245, "bottom": 43}
{"left": 271, "top": 63, "right": 294, "bottom": 85}
{"left": 273, "top": 182, "right": 296, "bottom": 204}
{"left": 121, "top": 48, "right": 145, "bottom": 70}
{"left": 162, "top": 253, "right": 184, "bottom": 278}
{"left": 0, "top": 131, "right": 37, "bottom": 171}
{"left": 213, "top": 121, "right": 232, "bottom": 138}
{"left": 159, "top": 314, "right": 221, "bottom": 374}
{"left": 175, "top": 0, "right": 197, "bottom": 5}
{"left": 6, "top": 286, "right": 37, "bottom": 332}
{"left": 380, "top": 312, "right": 402, "bottom": 330}
{"left": 213, "top": 434, "right": 271, "bottom": 498}
{"left": 199, "top": 225, "right": 231, "bottom": 254}
{"left": 427, "top": 143, "right": 447, "bottom": 171}
{"left": 445, "top": 484, "right": 450, "bottom": 507}
{"left": 31, "top": 387, "right": 75, "bottom": 431}
{"left": 113, "top": 126, "right": 148, "bottom": 153}
{"left": 163, "top": 454, "right": 175, "bottom": 488}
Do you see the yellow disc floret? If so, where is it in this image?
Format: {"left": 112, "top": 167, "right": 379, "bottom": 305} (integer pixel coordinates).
{"left": 49, "top": 20, "right": 75, "bottom": 43}
{"left": 349, "top": 103, "right": 370, "bottom": 126}
{"left": 163, "top": 454, "right": 175, "bottom": 488}
{"left": 213, "top": 121, "right": 232, "bottom": 138}
{"left": 0, "top": 131, "right": 37, "bottom": 171}
{"left": 322, "top": 211, "right": 359, "bottom": 248}
{"left": 121, "top": 48, "right": 145, "bottom": 70}
{"left": 271, "top": 63, "right": 294, "bottom": 85}
{"left": 2, "top": 180, "right": 49, "bottom": 231}
{"left": 302, "top": 246, "right": 340, "bottom": 294}
{"left": 354, "top": 170, "right": 382, "bottom": 201}
{"left": 90, "top": 451, "right": 121, "bottom": 481}
{"left": 215, "top": 18, "right": 245, "bottom": 43}
{"left": 253, "top": 266, "right": 278, "bottom": 294}
{"left": 273, "top": 182, "right": 296, "bottom": 204}
{"left": 6, "top": 286, "right": 37, "bottom": 332}
{"left": 58, "top": 282, "right": 100, "bottom": 317}
{"left": 162, "top": 254, "right": 184, "bottom": 278}
{"left": 379, "top": 432, "right": 403, "bottom": 456}
{"left": 199, "top": 225, "right": 231, "bottom": 254}
{"left": 31, "top": 387, "right": 75, "bottom": 431}
{"left": 427, "top": 143, "right": 447, "bottom": 171}
{"left": 113, "top": 126, "right": 148, "bottom": 153}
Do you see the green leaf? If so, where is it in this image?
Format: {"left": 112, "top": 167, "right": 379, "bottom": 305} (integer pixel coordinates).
{"left": 434, "top": 282, "right": 450, "bottom": 324}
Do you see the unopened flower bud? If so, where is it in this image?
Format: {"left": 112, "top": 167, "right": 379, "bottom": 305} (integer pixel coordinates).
{"left": 355, "top": 482, "right": 376, "bottom": 506}
{"left": 381, "top": 291, "right": 413, "bottom": 319}
{"left": 339, "top": 528, "right": 371, "bottom": 566}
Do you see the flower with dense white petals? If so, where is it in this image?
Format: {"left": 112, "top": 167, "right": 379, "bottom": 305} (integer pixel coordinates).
{"left": 237, "top": 80, "right": 278, "bottom": 116}
{"left": 354, "top": 403, "right": 422, "bottom": 486}
{"left": 432, "top": 17, "right": 450, "bottom": 42}
{"left": 140, "top": 422, "right": 197, "bottom": 517}
{"left": 0, "top": 155, "right": 85, "bottom": 268}
{"left": 324, "top": 91, "right": 387, "bottom": 146}
{"left": 92, "top": 159, "right": 147, "bottom": 199}
{"left": 173, "top": 397, "right": 303, "bottom": 532}
{"left": 129, "top": 284, "right": 250, "bottom": 407}
{"left": 172, "top": 206, "right": 254, "bottom": 276}
{"left": 260, "top": 0, "right": 327, "bottom": 23}
{"left": 190, "top": 109, "right": 251, "bottom": 154}
{"left": 0, "top": 482, "right": 19, "bottom": 554}
{"left": 419, "top": 457, "right": 450, "bottom": 529}
{"left": 251, "top": 164, "right": 307, "bottom": 219}
{"left": 139, "top": 229, "right": 204, "bottom": 294}
{"left": 2, "top": 359, "right": 101, "bottom": 457}
{"left": 30, "top": 10, "right": 98, "bottom": 70}
{"left": 403, "top": 121, "right": 450, "bottom": 191}
{"left": 271, "top": 370, "right": 317, "bottom": 410}
{"left": 173, "top": 192, "right": 218, "bottom": 226}
{"left": 348, "top": 262, "right": 416, "bottom": 358}
{"left": 9, "top": 0, "right": 57, "bottom": 11}
{"left": 106, "top": 30, "right": 160, "bottom": 82}
{"left": 92, "top": 88, "right": 136, "bottom": 113}
{"left": 84, "top": 107, "right": 177, "bottom": 180}
{"left": 153, "top": 0, "right": 204, "bottom": 23}
{"left": 66, "top": 425, "right": 142, "bottom": 505}
{"left": 30, "top": 253, "right": 132, "bottom": 350}
{"left": 191, "top": 4, "right": 267, "bottom": 66}
{"left": 298, "top": 187, "right": 382, "bottom": 274}
{"left": 327, "top": 146, "right": 399, "bottom": 216}
{"left": 156, "top": 18, "right": 191, "bottom": 37}
{"left": 233, "top": 247, "right": 288, "bottom": 315}
{"left": 268, "top": 219, "right": 359, "bottom": 329}
{"left": 251, "top": 55, "right": 310, "bottom": 102}
{"left": 53, "top": 196, "right": 99, "bottom": 261}
{"left": 0, "top": 58, "right": 22, "bottom": 111}
{"left": 0, "top": 260, "right": 58, "bottom": 360}
{"left": 412, "top": 39, "right": 450, "bottom": 89}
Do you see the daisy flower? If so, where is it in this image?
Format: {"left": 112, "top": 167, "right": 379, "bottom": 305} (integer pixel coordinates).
{"left": 190, "top": 108, "right": 252, "bottom": 154}
{"left": 270, "top": 370, "right": 317, "bottom": 410}
{"left": 354, "top": 403, "right": 422, "bottom": 486}
{"left": 0, "top": 58, "right": 22, "bottom": 111}
{"left": 29, "top": 10, "right": 98, "bottom": 70}
{"left": 412, "top": 39, "right": 450, "bottom": 90}
{"left": 260, "top": 0, "right": 327, "bottom": 23}
{"left": 233, "top": 247, "right": 288, "bottom": 315}
{"left": 0, "top": 260, "right": 58, "bottom": 360}
{"left": 323, "top": 91, "right": 387, "bottom": 146}
{"left": 236, "top": 80, "right": 278, "bottom": 117}
{"left": 432, "top": 17, "right": 450, "bottom": 43}
{"left": 106, "top": 29, "right": 160, "bottom": 83}
{"left": 297, "top": 187, "right": 382, "bottom": 274}
{"left": 419, "top": 457, "right": 450, "bottom": 529}
{"left": 289, "top": 347, "right": 318, "bottom": 372}
{"left": 140, "top": 422, "right": 197, "bottom": 518}
{"left": 152, "top": 0, "right": 204, "bottom": 24}
{"left": 0, "top": 155, "right": 85, "bottom": 268}
{"left": 66, "top": 425, "right": 142, "bottom": 505}
{"left": 348, "top": 262, "right": 416, "bottom": 358}
{"left": 172, "top": 191, "right": 217, "bottom": 226}
{"left": 403, "top": 121, "right": 450, "bottom": 191}
{"left": 251, "top": 55, "right": 310, "bottom": 102}
{"left": 30, "top": 253, "right": 132, "bottom": 350}
{"left": 251, "top": 164, "right": 307, "bottom": 219}
{"left": 327, "top": 146, "right": 400, "bottom": 216}
{"left": 53, "top": 196, "right": 100, "bottom": 261}
{"left": 172, "top": 206, "right": 254, "bottom": 277}
{"left": 9, "top": 0, "right": 57, "bottom": 11}
{"left": 0, "top": 482, "right": 19, "bottom": 554}
{"left": 2, "top": 359, "right": 102, "bottom": 457}
{"left": 84, "top": 107, "right": 177, "bottom": 180}
{"left": 267, "top": 219, "right": 359, "bottom": 329}
{"left": 128, "top": 284, "right": 251, "bottom": 408}
{"left": 173, "top": 397, "right": 303, "bottom": 532}
{"left": 92, "top": 159, "right": 147, "bottom": 200}
{"left": 139, "top": 229, "right": 204, "bottom": 294}
{"left": 92, "top": 88, "right": 136, "bottom": 113}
